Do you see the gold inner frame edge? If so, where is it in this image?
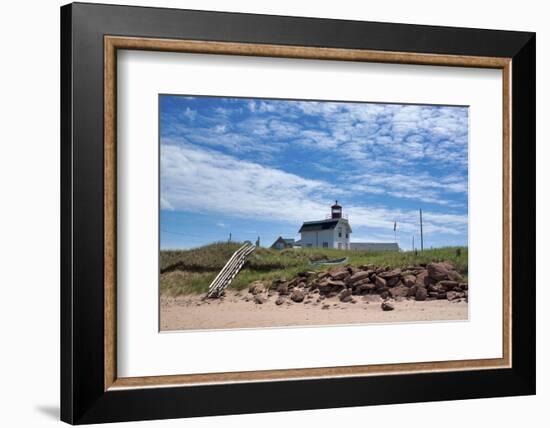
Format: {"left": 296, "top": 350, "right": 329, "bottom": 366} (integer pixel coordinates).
{"left": 104, "top": 36, "right": 512, "bottom": 391}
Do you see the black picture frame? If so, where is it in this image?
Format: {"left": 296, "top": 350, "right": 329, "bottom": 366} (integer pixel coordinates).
{"left": 61, "top": 2, "right": 535, "bottom": 424}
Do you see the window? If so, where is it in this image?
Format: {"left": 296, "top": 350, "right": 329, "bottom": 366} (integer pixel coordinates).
{"left": 338, "top": 227, "right": 342, "bottom": 238}
{"left": 338, "top": 243, "right": 342, "bottom": 249}
{"left": 323, "top": 242, "right": 328, "bottom": 248}
{"left": 346, "top": 233, "right": 349, "bottom": 238}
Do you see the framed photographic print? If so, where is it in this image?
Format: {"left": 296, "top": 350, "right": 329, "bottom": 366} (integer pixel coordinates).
{"left": 61, "top": 2, "right": 536, "bottom": 424}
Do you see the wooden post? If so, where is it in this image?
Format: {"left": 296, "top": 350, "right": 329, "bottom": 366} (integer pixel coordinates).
{"left": 419, "top": 209, "right": 424, "bottom": 251}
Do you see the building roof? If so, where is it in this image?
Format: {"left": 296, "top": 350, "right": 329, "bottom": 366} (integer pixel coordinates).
{"left": 299, "top": 218, "right": 352, "bottom": 233}
{"left": 350, "top": 242, "right": 400, "bottom": 251}
{"left": 271, "top": 236, "right": 295, "bottom": 247}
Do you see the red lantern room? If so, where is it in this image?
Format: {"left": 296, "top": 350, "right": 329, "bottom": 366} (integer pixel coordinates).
{"left": 331, "top": 200, "right": 342, "bottom": 219}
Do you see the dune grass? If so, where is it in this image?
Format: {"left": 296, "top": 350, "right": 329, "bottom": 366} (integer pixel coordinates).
{"left": 161, "top": 242, "right": 243, "bottom": 272}
{"left": 160, "top": 242, "right": 468, "bottom": 296}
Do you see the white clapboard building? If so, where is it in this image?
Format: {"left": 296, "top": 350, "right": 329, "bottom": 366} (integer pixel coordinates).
{"left": 298, "top": 201, "right": 352, "bottom": 249}
{"left": 297, "top": 201, "right": 400, "bottom": 251}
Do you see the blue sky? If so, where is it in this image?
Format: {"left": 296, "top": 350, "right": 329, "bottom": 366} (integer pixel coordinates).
{"left": 160, "top": 95, "right": 468, "bottom": 250}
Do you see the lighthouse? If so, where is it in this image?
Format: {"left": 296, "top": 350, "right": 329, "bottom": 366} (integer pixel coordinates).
{"left": 331, "top": 200, "right": 342, "bottom": 219}
{"left": 298, "top": 201, "right": 352, "bottom": 249}
{"left": 295, "top": 200, "right": 400, "bottom": 252}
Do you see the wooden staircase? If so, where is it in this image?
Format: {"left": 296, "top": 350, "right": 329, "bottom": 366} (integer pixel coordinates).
{"left": 206, "top": 242, "right": 256, "bottom": 298}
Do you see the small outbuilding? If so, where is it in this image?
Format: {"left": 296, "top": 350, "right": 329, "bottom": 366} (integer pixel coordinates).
{"left": 270, "top": 236, "right": 296, "bottom": 250}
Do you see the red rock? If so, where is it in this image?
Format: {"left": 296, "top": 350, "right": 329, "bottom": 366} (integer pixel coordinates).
{"left": 277, "top": 282, "right": 289, "bottom": 295}
{"left": 331, "top": 270, "right": 349, "bottom": 281}
{"left": 381, "top": 302, "right": 394, "bottom": 311}
{"left": 248, "top": 281, "right": 267, "bottom": 295}
{"left": 386, "top": 277, "right": 401, "bottom": 287}
{"left": 352, "top": 278, "right": 371, "bottom": 288}
{"left": 288, "top": 277, "right": 302, "bottom": 286}
{"left": 357, "top": 283, "right": 376, "bottom": 293}
{"left": 415, "top": 287, "right": 428, "bottom": 301}
{"left": 348, "top": 270, "right": 371, "bottom": 284}
{"left": 447, "top": 291, "right": 465, "bottom": 301}
{"left": 389, "top": 285, "right": 409, "bottom": 298}
{"left": 318, "top": 279, "right": 345, "bottom": 293}
{"left": 408, "top": 285, "right": 418, "bottom": 297}
{"left": 339, "top": 289, "right": 353, "bottom": 302}
{"left": 402, "top": 275, "right": 416, "bottom": 287}
{"left": 448, "top": 270, "right": 463, "bottom": 282}
{"left": 374, "top": 276, "right": 387, "bottom": 289}
{"left": 439, "top": 280, "right": 459, "bottom": 291}
{"left": 427, "top": 262, "right": 461, "bottom": 281}
{"left": 379, "top": 268, "right": 402, "bottom": 279}
{"left": 290, "top": 289, "right": 305, "bottom": 303}
{"left": 253, "top": 295, "right": 267, "bottom": 304}
{"left": 415, "top": 270, "right": 429, "bottom": 286}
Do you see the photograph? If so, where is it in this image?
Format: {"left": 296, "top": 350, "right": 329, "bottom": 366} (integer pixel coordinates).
{"left": 159, "top": 95, "right": 469, "bottom": 331}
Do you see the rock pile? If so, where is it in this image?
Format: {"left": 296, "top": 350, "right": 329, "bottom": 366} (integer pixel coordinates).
{"left": 247, "top": 261, "right": 467, "bottom": 308}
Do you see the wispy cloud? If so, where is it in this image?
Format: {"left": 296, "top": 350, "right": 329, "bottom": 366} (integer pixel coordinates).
{"left": 161, "top": 142, "right": 339, "bottom": 222}
{"left": 159, "top": 95, "right": 469, "bottom": 249}
{"left": 346, "top": 171, "right": 467, "bottom": 207}
{"left": 160, "top": 196, "right": 173, "bottom": 210}
{"left": 162, "top": 96, "right": 467, "bottom": 171}
{"left": 161, "top": 142, "right": 467, "bottom": 239}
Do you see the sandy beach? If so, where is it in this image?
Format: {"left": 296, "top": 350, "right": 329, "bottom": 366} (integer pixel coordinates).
{"left": 160, "top": 290, "right": 468, "bottom": 331}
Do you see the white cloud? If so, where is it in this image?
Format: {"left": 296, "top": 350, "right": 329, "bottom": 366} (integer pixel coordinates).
{"left": 289, "top": 102, "right": 468, "bottom": 169}
{"left": 164, "top": 98, "right": 468, "bottom": 182}
{"left": 160, "top": 196, "right": 173, "bottom": 210}
{"left": 182, "top": 107, "right": 196, "bottom": 121}
{"left": 347, "top": 206, "right": 466, "bottom": 237}
{"left": 161, "top": 143, "right": 467, "bottom": 238}
{"left": 346, "top": 171, "right": 467, "bottom": 207}
{"left": 161, "top": 143, "right": 335, "bottom": 224}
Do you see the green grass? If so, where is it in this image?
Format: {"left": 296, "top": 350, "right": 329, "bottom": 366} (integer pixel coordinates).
{"left": 160, "top": 243, "right": 468, "bottom": 296}
{"left": 160, "top": 270, "right": 219, "bottom": 295}
{"left": 161, "top": 242, "right": 243, "bottom": 272}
